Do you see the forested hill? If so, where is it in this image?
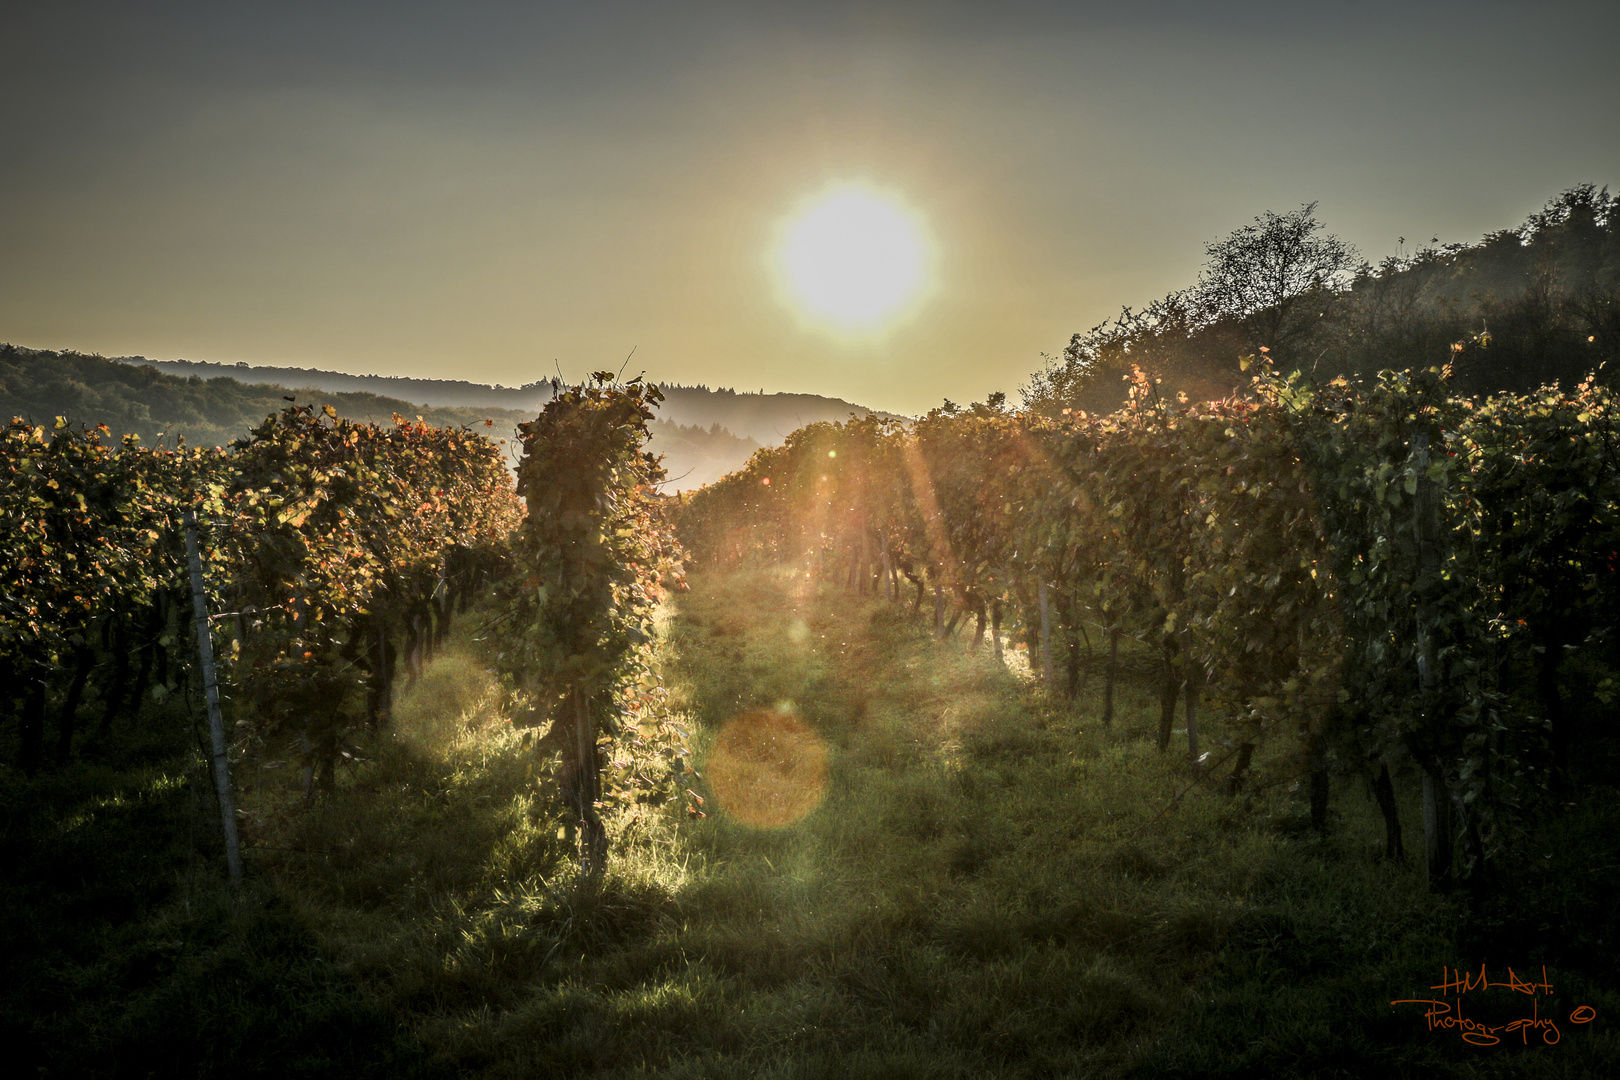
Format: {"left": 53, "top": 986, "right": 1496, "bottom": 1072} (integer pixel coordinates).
{"left": 649, "top": 383, "right": 904, "bottom": 445}
{"left": 0, "top": 345, "right": 759, "bottom": 491}
{"left": 123, "top": 356, "right": 902, "bottom": 447}
{"left": 118, "top": 355, "right": 559, "bottom": 413}
{"left": 1025, "top": 183, "right": 1620, "bottom": 414}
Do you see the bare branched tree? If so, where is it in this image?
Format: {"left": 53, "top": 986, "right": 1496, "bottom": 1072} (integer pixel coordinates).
{"left": 1191, "top": 202, "right": 1360, "bottom": 359}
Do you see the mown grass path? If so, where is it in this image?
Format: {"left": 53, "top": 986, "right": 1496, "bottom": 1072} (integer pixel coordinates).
{"left": 626, "top": 567, "right": 1617, "bottom": 1079}
{"left": 250, "top": 565, "right": 1618, "bottom": 1079}
{"left": 650, "top": 567, "right": 1266, "bottom": 1077}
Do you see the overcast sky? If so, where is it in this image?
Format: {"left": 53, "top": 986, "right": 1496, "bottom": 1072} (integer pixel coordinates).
{"left": 3, "top": 1, "right": 1616, "bottom": 415}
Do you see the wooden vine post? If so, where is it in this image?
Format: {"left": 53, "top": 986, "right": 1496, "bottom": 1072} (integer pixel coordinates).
{"left": 1102, "top": 624, "right": 1120, "bottom": 725}
{"left": 1038, "top": 580, "right": 1054, "bottom": 692}
{"left": 183, "top": 509, "right": 244, "bottom": 885}
{"left": 1411, "top": 424, "right": 1453, "bottom": 891}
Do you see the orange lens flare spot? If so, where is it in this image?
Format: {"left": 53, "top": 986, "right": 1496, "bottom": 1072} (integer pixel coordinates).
{"left": 707, "top": 707, "right": 829, "bottom": 828}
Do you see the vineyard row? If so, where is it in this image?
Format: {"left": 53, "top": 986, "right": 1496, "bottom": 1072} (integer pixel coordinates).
{"left": 2, "top": 404, "right": 520, "bottom": 791}
{"left": 675, "top": 359, "right": 1620, "bottom": 891}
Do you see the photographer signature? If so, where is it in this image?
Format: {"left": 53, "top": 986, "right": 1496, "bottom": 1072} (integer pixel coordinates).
{"left": 1392, "top": 965, "right": 1596, "bottom": 1046}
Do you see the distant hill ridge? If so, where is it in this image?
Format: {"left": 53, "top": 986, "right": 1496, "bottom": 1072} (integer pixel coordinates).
{"left": 119, "top": 356, "right": 902, "bottom": 447}
{"left": 116, "top": 356, "right": 558, "bottom": 412}
{"left": 1, "top": 345, "right": 900, "bottom": 491}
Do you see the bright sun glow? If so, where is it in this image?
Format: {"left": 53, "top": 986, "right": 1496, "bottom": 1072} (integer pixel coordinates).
{"left": 776, "top": 186, "right": 929, "bottom": 331}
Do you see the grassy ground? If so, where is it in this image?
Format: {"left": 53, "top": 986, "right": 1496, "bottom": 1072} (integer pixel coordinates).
{"left": 1, "top": 705, "right": 439, "bottom": 1077}
{"left": 8, "top": 565, "right": 1618, "bottom": 1076}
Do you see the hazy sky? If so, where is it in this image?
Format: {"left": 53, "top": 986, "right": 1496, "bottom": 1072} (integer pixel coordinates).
{"left": 4, "top": 1, "right": 1616, "bottom": 415}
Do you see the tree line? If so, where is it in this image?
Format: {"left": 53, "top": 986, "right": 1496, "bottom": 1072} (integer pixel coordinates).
{"left": 0, "top": 343, "right": 531, "bottom": 452}
{"left": 1027, "top": 184, "right": 1619, "bottom": 413}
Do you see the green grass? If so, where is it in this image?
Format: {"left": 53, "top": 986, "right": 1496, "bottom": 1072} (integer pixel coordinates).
{"left": 7, "top": 565, "right": 1618, "bottom": 1076}
{"left": 0, "top": 714, "right": 441, "bottom": 1078}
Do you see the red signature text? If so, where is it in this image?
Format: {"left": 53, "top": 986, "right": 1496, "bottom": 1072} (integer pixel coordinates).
{"left": 1391, "top": 965, "right": 1596, "bottom": 1047}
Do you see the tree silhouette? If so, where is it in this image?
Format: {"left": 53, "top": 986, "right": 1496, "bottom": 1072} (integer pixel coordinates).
{"left": 1191, "top": 202, "right": 1359, "bottom": 360}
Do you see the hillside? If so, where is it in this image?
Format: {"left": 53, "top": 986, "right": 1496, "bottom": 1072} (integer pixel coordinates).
{"left": 122, "top": 357, "right": 900, "bottom": 450}
{"left": 1026, "top": 183, "right": 1620, "bottom": 414}
{"left": 0, "top": 345, "right": 760, "bottom": 491}
{"left": 644, "top": 417, "right": 760, "bottom": 491}
{"left": 651, "top": 382, "right": 905, "bottom": 445}
{"left": 120, "top": 356, "right": 560, "bottom": 413}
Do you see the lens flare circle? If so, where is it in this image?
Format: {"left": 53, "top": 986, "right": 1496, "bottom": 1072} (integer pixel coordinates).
{"left": 707, "top": 707, "right": 829, "bottom": 828}
{"left": 777, "top": 186, "right": 929, "bottom": 331}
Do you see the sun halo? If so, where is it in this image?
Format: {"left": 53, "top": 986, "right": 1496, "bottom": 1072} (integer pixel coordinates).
{"left": 774, "top": 186, "right": 931, "bottom": 333}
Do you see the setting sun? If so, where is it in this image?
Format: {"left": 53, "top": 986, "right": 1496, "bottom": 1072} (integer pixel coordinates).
{"left": 775, "top": 186, "right": 930, "bottom": 332}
